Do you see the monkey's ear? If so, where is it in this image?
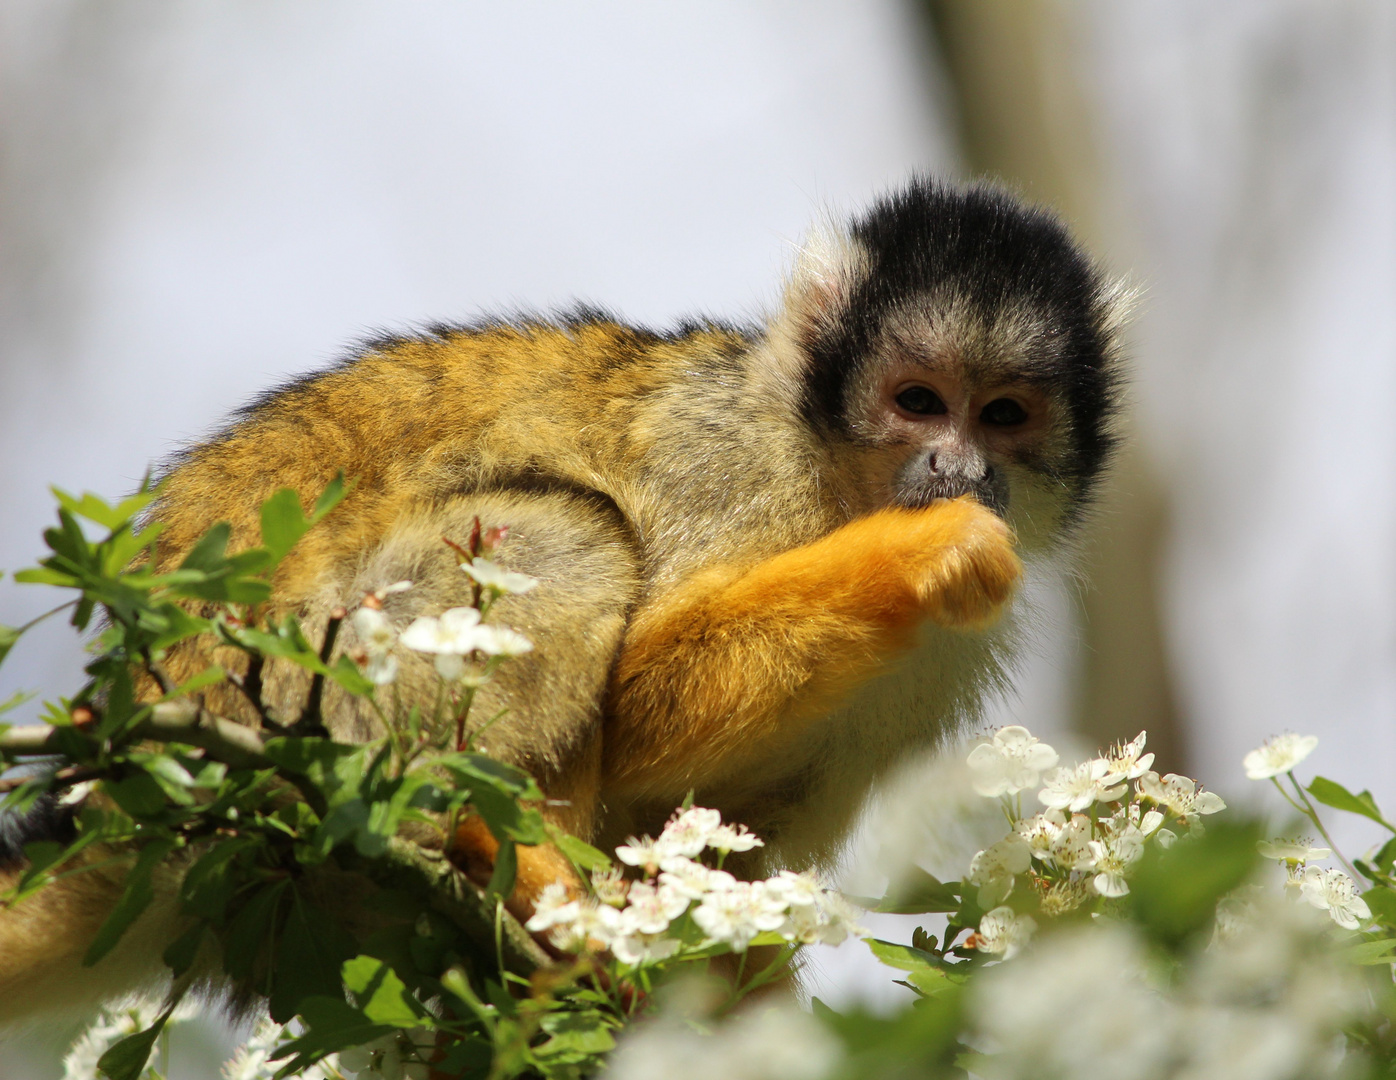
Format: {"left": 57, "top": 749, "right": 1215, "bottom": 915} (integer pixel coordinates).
{"left": 780, "top": 226, "right": 868, "bottom": 335}
{"left": 763, "top": 226, "right": 869, "bottom": 388}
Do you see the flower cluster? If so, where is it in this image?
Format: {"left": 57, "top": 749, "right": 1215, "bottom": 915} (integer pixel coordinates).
{"left": 962, "top": 728, "right": 1224, "bottom": 943}
{"left": 347, "top": 551, "right": 539, "bottom": 686}
{"left": 527, "top": 807, "right": 863, "bottom": 963}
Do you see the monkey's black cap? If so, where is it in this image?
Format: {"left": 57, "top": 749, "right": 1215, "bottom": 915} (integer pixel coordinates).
{"left": 800, "top": 177, "right": 1122, "bottom": 509}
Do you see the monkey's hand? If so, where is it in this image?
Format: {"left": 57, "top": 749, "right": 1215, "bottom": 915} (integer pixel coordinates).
{"left": 603, "top": 496, "right": 1021, "bottom": 799}
{"left": 899, "top": 496, "right": 1021, "bottom": 630}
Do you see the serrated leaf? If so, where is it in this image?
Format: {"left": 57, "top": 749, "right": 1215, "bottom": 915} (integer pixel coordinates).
{"left": 269, "top": 890, "right": 358, "bottom": 1022}
{"left": 97, "top": 1002, "right": 174, "bottom": 1080}
{"left": 84, "top": 838, "right": 179, "bottom": 966}
{"left": 222, "top": 880, "right": 290, "bottom": 982}
{"left": 342, "top": 955, "right": 423, "bottom": 1027}
{"left": 1308, "top": 777, "right": 1394, "bottom": 830}
{"left": 535, "top": 1010, "right": 615, "bottom": 1059}
{"left": 874, "top": 867, "right": 960, "bottom": 914}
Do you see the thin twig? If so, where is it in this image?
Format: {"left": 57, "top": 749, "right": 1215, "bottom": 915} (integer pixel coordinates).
{"left": 0, "top": 701, "right": 267, "bottom": 767}
{"left": 300, "top": 608, "right": 344, "bottom": 736}
{"left": 0, "top": 764, "right": 99, "bottom": 795}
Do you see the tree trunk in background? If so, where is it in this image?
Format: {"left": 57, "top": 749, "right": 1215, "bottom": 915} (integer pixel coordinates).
{"left": 922, "top": 0, "right": 1185, "bottom": 772}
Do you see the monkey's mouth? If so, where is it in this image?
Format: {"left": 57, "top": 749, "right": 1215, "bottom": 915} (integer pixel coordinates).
{"left": 896, "top": 477, "right": 1007, "bottom": 517}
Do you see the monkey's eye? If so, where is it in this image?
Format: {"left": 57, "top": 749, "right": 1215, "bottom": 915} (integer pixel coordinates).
{"left": 980, "top": 398, "right": 1028, "bottom": 426}
{"left": 895, "top": 386, "right": 947, "bottom": 415}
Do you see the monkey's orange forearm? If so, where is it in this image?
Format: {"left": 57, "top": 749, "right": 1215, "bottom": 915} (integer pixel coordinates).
{"left": 603, "top": 496, "right": 1020, "bottom": 799}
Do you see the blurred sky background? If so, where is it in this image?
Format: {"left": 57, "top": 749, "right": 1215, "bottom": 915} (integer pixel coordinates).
{"left": 0, "top": 2, "right": 1393, "bottom": 1075}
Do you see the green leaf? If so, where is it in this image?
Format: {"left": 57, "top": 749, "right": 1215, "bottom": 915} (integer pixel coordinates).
{"left": 1343, "top": 936, "right": 1396, "bottom": 965}
{"left": 873, "top": 867, "right": 960, "bottom": 914}
{"left": 11, "top": 567, "right": 78, "bottom": 587}
{"left": 222, "top": 880, "right": 290, "bottom": 982}
{"left": 84, "top": 838, "right": 179, "bottom": 966}
{"left": 865, "top": 938, "right": 960, "bottom": 995}
{"left": 270, "top": 995, "right": 392, "bottom": 1076}
{"left": 0, "top": 689, "right": 34, "bottom": 717}
{"left": 342, "top": 955, "right": 423, "bottom": 1027}
{"left": 97, "top": 1001, "right": 175, "bottom": 1080}
{"left": 164, "top": 664, "right": 226, "bottom": 700}
{"left": 551, "top": 832, "right": 613, "bottom": 873}
{"left": 310, "top": 473, "right": 350, "bottom": 522}
{"left": 1363, "top": 886, "right": 1396, "bottom": 928}
{"left": 259, "top": 488, "right": 313, "bottom": 565}
{"left": 163, "top": 922, "right": 206, "bottom": 978}
{"left": 326, "top": 654, "right": 374, "bottom": 697}
{"left": 535, "top": 1010, "right": 616, "bottom": 1060}
{"left": 103, "top": 772, "right": 168, "bottom": 818}
{"left": 1126, "top": 818, "right": 1264, "bottom": 949}
{"left": 269, "top": 890, "right": 359, "bottom": 1023}
{"left": 180, "top": 836, "right": 259, "bottom": 922}
{"left": 0, "top": 624, "right": 21, "bottom": 670}
{"left": 1308, "top": 777, "right": 1394, "bottom": 831}
{"left": 53, "top": 486, "right": 156, "bottom": 532}
{"left": 178, "top": 521, "right": 232, "bottom": 574}
{"left": 487, "top": 838, "right": 518, "bottom": 899}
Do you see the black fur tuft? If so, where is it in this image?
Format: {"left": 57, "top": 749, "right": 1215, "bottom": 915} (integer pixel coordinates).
{"left": 0, "top": 792, "right": 75, "bottom": 868}
{"left": 800, "top": 177, "right": 1121, "bottom": 509}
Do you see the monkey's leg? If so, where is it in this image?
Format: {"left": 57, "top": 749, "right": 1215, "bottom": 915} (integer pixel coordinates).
{"left": 604, "top": 496, "right": 1021, "bottom": 802}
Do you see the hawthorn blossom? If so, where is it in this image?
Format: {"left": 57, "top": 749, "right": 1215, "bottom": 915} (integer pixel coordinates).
{"left": 620, "top": 882, "right": 690, "bottom": 935}
{"left": 1257, "top": 837, "right": 1331, "bottom": 864}
{"left": 660, "top": 806, "right": 723, "bottom": 857}
{"left": 658, "top": 857, "right": 736, "bottom": 900}
{"left": 768, "top": 869, "right": 822, "bottom": 908}
{"left": 472, "top": 624, "right": 534, "bottom": 657}
{"left": 611, "top": 930, "right": 681, "bottom": 967}
{"left": 1015, "top": 809, "right": 1066, "bottom": 862}
{"left": 1088, "top": 826, "right": 1145, "bottom": 897}
{"left": 967, "top": 834, "right": 1032, "bottom": 908}
{"left": 1100, "top": 731, "right": 1155, "bottom": 783}
{"left": 969, "top": 906, "right": 1037, "bottom": 959}
{"left": 1299, "top": 866, "right": 1371, "bottom": 930}
{"left": 461, "top": 558, "right": 539, "bottom": 595}
{"left": 967, "top": 725, "right": 1060, "bottom": 797}
{"left": 399, "top": 606, "right": 488, "bottom": 680}
{"left": 351, "top": 607, "right": 400, "bottom": 685}
{"left": 707, "top": 822, "right": 764, "bottom": 853}
{"left": 615, "top": 835, "right": 665, "bottom": 874}
{"left": 693, "top": 880, "right": 788, "bottom": 951}
{"left": 1051, "top": 815, "right": 1098, "bottom": 872}
{"left": 547, "top": 899, "right": 623, "bottom": 952}
{"left": 336, "top": 1029, "right": 434, "bottom": 1080}
{"left": 1137, "top": 772, "right": 1226, "bottom": 826}
{"left": 592, "top": 866, "right": 630, "bottom": 907}
{"left": 1038, "top": 758, "right": 1126, "bottom": 812}
{"left": 1243, "top": 734, "right": 1319, "bottom": 780}
{"left": 525, "top": 882, "right": 580, "bottom": 932}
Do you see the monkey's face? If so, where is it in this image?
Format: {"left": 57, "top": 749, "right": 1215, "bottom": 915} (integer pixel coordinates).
{"left": 836, "top": 300, "right": 1084, "bottom": 549}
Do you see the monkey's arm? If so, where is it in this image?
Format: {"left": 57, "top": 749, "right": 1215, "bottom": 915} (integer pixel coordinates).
{"left": 603, "top": 496, "right": 1021, "bottom": 801}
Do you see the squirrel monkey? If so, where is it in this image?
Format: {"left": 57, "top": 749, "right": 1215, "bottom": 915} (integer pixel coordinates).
{"left": 0, "top": 179, "right": 1123, "bottom": 1019}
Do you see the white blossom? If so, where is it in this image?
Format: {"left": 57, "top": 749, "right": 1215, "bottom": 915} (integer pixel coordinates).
{"left": 1100, "top": 730, "right": 1155, "bottom": 783}
{"left": 524, "top": 882, "right": 579, "bottom": 932}
{"left": 659, "top": 806, "right": 723, "bottom": 857}
{"left": 399, "top": 606, "right": 489, "bottom": 679}
{"left": 336, "top": 1029, "right": 433, "bottom": 1080}
{"left": 592, "top": 866, "right": 630, "bottom": 907}
{"left": 611, "top": 930, "right": 682, "bottom": 966}
{"left": 693, "top": 880, "right": 788, "bottom": 951}
{"left": 471, "top": 624, "right": 534, "bottom": 657}
{"left": 1038, "top": 758, "right": 1127, "bottom": 812}
{"left": 608, "top": 1005, "right": 841, "bottom": 1080}
{"left": 970, "top": 906, "right": 1037, "bottom": 959}
{"left": 1257, "top": 837, "right": 1331, "bottom": 864}
{"left": 707, "top": 822, "right": 764, "bottom": 853}
{"left": 64, "top": 998, "right": 201, "bottom": 1080}
{"left": 1299, "top": 866, "right": 1371, "bottom": 930}
{"left": 659, "top": 856, "right": 736, "bottom": 900}
{"left": 767, "top": 869, "right": 822, "bottom": 907}
{"left": 966, "top": 834, "right": 1032, "bottom": 908}
{"left": 351, "top": 606, "right": 399, "bottom": 685}
{"left": 544, "top": 898, "right": 623, "bottom": 952}
{"left": 1088, "top": 826, "right": 1145, "bottom": 897}
{"left": 461, "top": 558, "right": 539, "bottom": 595}
{"left": 1137, "top": 771, "right": 1226, "bottom": 824}
{"left": 1050, "top": 814, "right": 1098, "bottom": 871}
{"left": 966, "top": 725, "right": 1060, "bottom": 797}
{"left": 1243, "top": 734, "right": 1319, "bottom": 780}
{"left": 615, "top": 834, "right": 665, "bottom": 873}
{"left": 619, "top": 881, "right": 690, "bottom": 935}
